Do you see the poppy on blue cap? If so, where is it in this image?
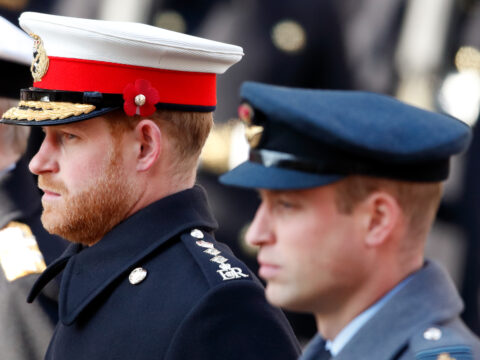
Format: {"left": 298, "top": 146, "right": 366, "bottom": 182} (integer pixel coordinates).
{"left": 220, "top": 82, "right": 472, "bottom": 190}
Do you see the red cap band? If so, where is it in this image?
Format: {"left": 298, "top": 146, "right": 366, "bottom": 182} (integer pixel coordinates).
{"left": 34, "top": 56, "right": 217, "bottom": 106}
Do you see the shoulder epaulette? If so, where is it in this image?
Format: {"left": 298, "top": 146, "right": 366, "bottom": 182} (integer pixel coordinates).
{"left": 411, "top": 325, "right": 474, "bottom": 360}
{"left": 0, "top": 221, "right": 46, "bottom": 281}
{"left": 180, "top": 228, "right": 252, "bottom": 287}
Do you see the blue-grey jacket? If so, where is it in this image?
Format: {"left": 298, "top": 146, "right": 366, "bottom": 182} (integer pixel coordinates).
{"left": 301, "top": 261, "right": 480, "bottom": 359}
{"left": 28, "top": 185, "right": 301, "bottom": 360}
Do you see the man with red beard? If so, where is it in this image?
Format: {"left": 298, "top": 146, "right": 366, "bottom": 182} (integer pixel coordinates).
{"left": 0, "top": 12, "right": 300, "bottom": 360}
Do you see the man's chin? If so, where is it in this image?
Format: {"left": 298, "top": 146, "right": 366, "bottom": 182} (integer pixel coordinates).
{"left": 41, "top": 208, "right": 79, "bottom": 243}
{"left": 41, "top": 210, "right": 68, "bottom": 238}
{"left": 41, "top": 207, "right": 56, "bottom": 226}
{"left": 265, "top": 284, "right": 290, "bottom": 308}
{"left": 265, "top": 285, "right": 308, "bottom": 313}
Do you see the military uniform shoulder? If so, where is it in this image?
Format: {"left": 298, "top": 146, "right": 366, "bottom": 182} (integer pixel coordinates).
{"left": 409, "top": 323, "right": 479, "bottom": 360}
{"left": 0, "top": 221, "right": 46, "bottom": 282}
{"left": 180, "top": 228, "right": 254, "bottom": 287}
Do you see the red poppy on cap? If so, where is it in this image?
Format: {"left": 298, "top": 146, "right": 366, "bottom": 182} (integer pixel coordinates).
{"left": 238, "top": 103, "right": 253, "bottom": 124}
{"left": 123, "top": 79, "right": 160, "bottom": 117}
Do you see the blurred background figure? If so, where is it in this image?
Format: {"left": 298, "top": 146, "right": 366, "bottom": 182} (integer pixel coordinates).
{"left": 1, "top": 0, "right": 480, "bottom": 341}
{"left": 0, "top": 16, "right": 67, "bottom": 359}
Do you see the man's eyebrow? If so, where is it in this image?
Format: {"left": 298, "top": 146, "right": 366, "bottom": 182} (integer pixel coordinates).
{"left": 49, "top": 123, "right": 87, "bottom": 134}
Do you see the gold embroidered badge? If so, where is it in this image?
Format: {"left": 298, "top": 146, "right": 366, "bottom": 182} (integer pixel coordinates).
{"left": 0, "top": 222, "right": 46, "bottom": 282}
{"left": 30, "top": 34, "right": 49, "bottom": 82}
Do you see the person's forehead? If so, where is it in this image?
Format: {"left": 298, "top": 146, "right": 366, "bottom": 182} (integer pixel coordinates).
{"left": 44, "top": 116, "right": 108, "bottom": 133}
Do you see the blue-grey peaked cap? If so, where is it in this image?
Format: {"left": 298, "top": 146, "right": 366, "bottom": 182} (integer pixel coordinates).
{"left": 220, "top": 82, "right": 472, "bottom": 190}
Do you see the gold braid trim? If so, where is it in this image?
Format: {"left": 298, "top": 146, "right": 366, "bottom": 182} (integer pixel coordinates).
{"left": 2, "top": 101, "right": 96, "bottom": 121}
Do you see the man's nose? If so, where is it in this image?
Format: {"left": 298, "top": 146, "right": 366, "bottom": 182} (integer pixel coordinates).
{"left": 29, "top": 136, "right": 59, "bottom": 175}
{"left": 246, "top": 202, "right": 275, "bottom": 247}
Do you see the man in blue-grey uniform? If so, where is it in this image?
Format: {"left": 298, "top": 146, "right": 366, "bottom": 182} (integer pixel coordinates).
{"left": 220, "top": 82, "right": 480, "bottom": 359}
{"left": 0, "top": 16, "right": 67, "bottom": 359}
{"left": 0, "top": 12, "right": 300, "bottom": 360}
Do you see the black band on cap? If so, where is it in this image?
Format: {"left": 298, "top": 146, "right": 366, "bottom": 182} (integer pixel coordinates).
{"left": 249, "top": 149, "right": 450, "bottom": 182}
{"left": 155, "top": 103, "right": 216, "bottom": 113}
{"left": 20, "top": 88, "right": 216, "bottom": 112}
{"left": 21, "top": 88, "right": 123, "bottom": 106}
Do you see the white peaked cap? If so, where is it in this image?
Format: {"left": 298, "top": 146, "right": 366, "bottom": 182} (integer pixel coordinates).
{"left": 1, "top": 12, "right": 244, "bottom": 125}
{"left": 19, "top": 12, "right": 243, "bottom": 74}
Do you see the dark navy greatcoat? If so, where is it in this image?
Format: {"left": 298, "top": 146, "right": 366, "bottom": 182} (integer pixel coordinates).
{"left": 28, "top": 185, "right": 301, "bottom": 360}
{"left": 0, "top": 156, "right": 67, "bottom": 360}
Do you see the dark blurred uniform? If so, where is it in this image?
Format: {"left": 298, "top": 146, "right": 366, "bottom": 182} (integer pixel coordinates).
{"left": 446, "top": 0, "right": 480, "bottom": 336}
{"left": 150, "top": 0, "right": 350, "bottom": 122}
{"left": 0, "top": 157, "right": 66, "bottom": 359}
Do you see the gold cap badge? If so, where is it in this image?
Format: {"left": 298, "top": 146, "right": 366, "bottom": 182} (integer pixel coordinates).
{"left": 238, "top": 103, "right": 263, "bottom": 148}
{"left": 31, "top": 34, "right": 49, "bottom": 82}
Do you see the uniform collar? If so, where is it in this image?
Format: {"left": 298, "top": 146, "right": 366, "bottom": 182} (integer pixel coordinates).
{"left": 326, "top": 274, "right": 413, "bottom": 356}
{"left": 28, "top": 185, "right": 217, "bottom": 325}
{"left": 0, "top": 156, "right": 41, "bottom": 228}
{"left": 333, "top": 260, "right": 463, "bottom": 360}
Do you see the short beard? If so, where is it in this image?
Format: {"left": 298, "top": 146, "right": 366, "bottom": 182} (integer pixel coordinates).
{"left": 39, "top": 146, "right": 139, "bottom": 246}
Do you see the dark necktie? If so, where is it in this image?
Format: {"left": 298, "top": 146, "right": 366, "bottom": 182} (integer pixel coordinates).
{"left": 299, "top": 335, "right": 332, "bottom": 360}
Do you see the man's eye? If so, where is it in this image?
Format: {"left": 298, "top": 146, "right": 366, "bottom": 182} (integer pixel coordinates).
{"left": 63, "top": 133, "right": 77, "bottom": 140}
{"left": 276, "top": 200, "right": 295, "bottom": 209}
